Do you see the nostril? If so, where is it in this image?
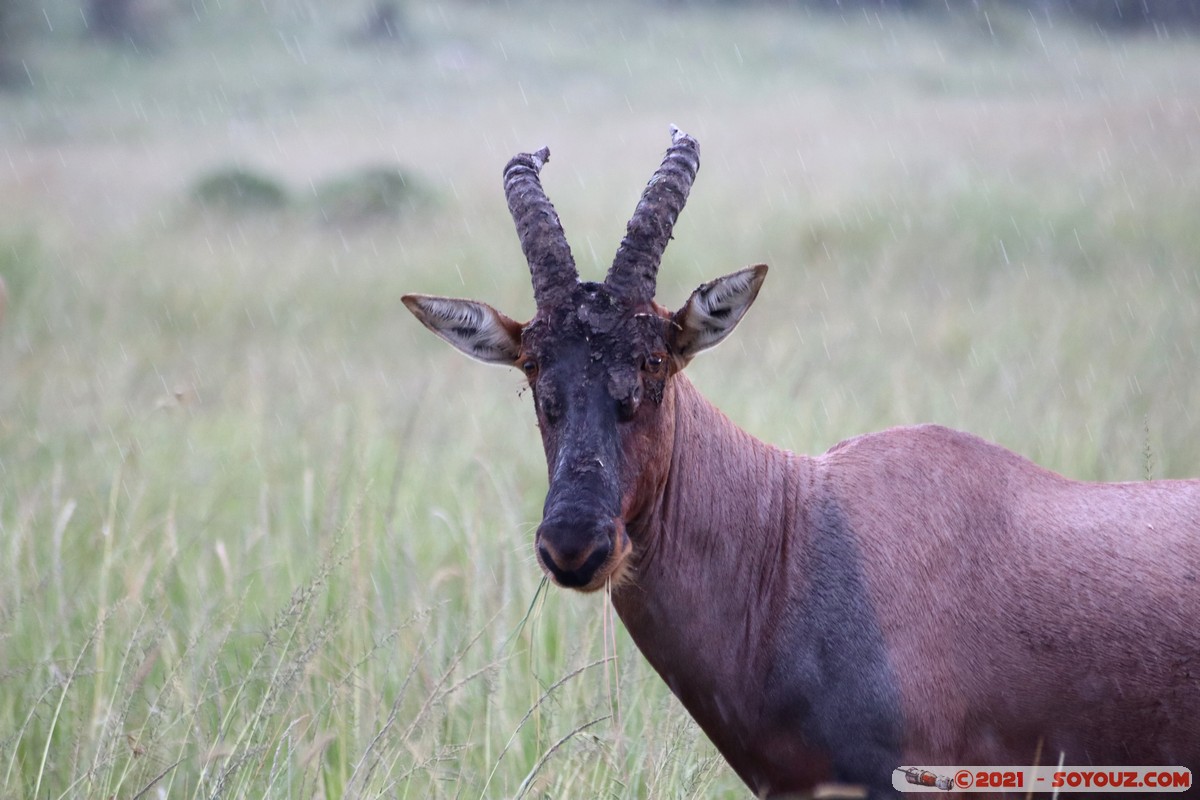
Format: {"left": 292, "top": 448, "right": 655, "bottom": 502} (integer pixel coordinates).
{"left": 537, "top": 541, "right": 556, "bottom": 570}
{"left": 536, "top": 519, "right": 616, "bottom": 588}
{"left": 538, "top": 535, "right": 592, "bottom": 572}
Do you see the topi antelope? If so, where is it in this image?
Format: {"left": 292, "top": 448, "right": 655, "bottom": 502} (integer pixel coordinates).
{"left": 403, "top": 128, "right": 1200, "bottom": 798}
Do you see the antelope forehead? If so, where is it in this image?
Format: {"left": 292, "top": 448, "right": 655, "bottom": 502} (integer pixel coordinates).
{"left": 524, "top": 301, "right": 665, "bottom": 368}
{"left": 541, "top": 337, "right": 641, "bottom": 389}
{"left": 527, "top": 336, "right": 645, "bottom": 418}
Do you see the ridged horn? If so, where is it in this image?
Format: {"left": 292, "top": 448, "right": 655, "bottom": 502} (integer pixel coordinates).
{"left": 605, "top": 125, "right": 700, "bottom": 303}
{"left": 503, "top": 147, "right": 578, "bottom": 310}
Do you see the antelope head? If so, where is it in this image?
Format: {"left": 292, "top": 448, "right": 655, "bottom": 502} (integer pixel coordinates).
{"left": 404, "top": 127, "right": 766, "bottom": 591}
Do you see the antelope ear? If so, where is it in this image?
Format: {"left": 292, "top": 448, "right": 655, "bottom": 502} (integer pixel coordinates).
{"left": 669, "top": 265, "right": 767, "bottom": 365}
{"left": 402, "top": 294, "right": 524, "bottom": 365}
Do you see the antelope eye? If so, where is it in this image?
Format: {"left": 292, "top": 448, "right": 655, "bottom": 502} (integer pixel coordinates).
{"left": 521, "top": 358, "right": 538, "bottom": 378}
{"left": 645, "top": 353, "right": 665, "bottom": 372}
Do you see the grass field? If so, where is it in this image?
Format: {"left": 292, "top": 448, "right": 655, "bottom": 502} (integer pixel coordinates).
{"left": 1, "top": 1, "right": 1199, "bottom": 797}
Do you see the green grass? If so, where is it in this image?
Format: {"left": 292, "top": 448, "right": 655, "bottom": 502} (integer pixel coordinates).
{"left": 2, "top": 1, "right": 1199, "bottom": 797}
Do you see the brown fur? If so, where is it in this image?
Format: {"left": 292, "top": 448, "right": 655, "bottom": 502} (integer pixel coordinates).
{"left": 613, "top": 372, "right": 1200, "bottom": 797}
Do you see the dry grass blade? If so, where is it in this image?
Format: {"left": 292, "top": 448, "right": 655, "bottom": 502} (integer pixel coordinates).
{"left": 477, "top": 657, "right": 613, "bottom": 800}
{"left": 513, "top": 715, "right": 611, "bottom": 800}
{"left": 129, "top": 757, "right": 187, "bottom": 800}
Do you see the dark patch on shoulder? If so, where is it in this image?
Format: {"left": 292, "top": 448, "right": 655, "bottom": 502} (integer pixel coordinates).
{"left": 767, "top": 496, "right": 903, "bottom": 796}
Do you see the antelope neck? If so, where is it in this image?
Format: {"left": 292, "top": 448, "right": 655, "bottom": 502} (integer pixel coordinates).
{"left": 613, "top": 376, "right": 816, "bottom": 740}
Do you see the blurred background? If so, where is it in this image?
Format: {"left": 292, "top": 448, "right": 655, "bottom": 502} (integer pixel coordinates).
{"left": 1, "top": 1, "right": 1198, "bottom": 797}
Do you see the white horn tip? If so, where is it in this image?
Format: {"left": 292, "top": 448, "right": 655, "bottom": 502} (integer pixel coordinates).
{"left": 668, "top": 124, "right": 695, "bottom": 146}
